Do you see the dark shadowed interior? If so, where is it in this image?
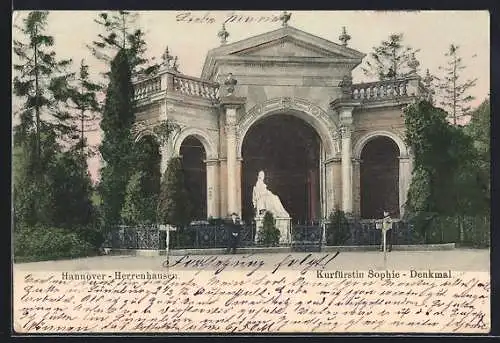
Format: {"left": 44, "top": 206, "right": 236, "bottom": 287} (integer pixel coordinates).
{"left": 360, "top": 136, "right": 400, "bottom": 219}
{"left": 241, "top": 114, "right": 321, "bottom": 224}
{"left": 180, "top": 136, "right": 207, "bottom": 220}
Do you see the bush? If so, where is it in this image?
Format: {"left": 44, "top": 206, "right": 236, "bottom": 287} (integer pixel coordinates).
{"left": 419, "top": 215, "right": 490, "bottom": 247}
{"left": 257, "top": 211, "right": 280, "bottom": 246}
{"left": 14, "top": 225, "right": 97, "bottom": 263}
{"left": 208, "top": 217, "right": 224, "bottom": 226}
{"left": 326, "top": 209, "right": 351, "bottom": 245}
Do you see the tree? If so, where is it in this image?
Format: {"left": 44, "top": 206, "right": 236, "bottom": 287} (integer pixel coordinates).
{"left": 13, "top": 131, "right": 59, "bottom": 229}
{"left": 48, "top": 151, "right": 96, "bottom": 229}
{"left": 13, "top": 11, "right": 74, "bottom": 162}
{"left": 157, "top": 157, "right": 192, "bottom": 228}
{"left": 464, "top": 99, "right": 490, "bottom": 212}
{"left": 13, "top": 11, "right": 76, "bottom": 229}
{"left": 436, "top": 44, "right": 477, "bottom": 125}
{"left": 403, "top": 100, "right": 487, "bottom": 239}
{"left": 362, "top": 33, "right": 420, "bottom": 81}
{"left": 87, "top": 11, "right": 150, "bottom": 76}
{"left": 98, "top": 49, "right": 136, "bottom": 230}
{"left": 121, "top": 171, "right": 157, "bottom": 225}
{"left": 66, "top": 60, "right": 101, "bottom": 168}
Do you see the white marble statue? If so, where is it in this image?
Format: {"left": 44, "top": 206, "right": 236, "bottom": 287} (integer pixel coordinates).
{"left": 252, "top": 171, "right": 290, "bottom": 218}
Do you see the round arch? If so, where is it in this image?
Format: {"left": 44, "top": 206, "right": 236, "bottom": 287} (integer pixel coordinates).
{"left": 173, "top": 127, "right": 217, "bottom": 160}
{"left": 353, "top": 130, "right": 408, "bottom": 160}
{"left": 237, "top": 98, "right": 338, "bottom": 159}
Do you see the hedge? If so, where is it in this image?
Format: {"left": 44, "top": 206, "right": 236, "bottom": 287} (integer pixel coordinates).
{"left": 14, "top": 225, "right": 99, "bottom": 263}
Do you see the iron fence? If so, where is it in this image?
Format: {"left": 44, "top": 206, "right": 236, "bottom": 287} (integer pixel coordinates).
{"left": 342, "top": 220, "right": 424, "bottom": 246}
{"left": 290, "top": 224, "right": 323, "bottom": 252}
{"left": 101, "top": 216, "right": 489, "bottom": 250}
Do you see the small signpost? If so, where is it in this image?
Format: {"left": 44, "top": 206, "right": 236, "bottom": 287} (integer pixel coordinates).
{"left": 159, "top": 224, "right": 177, "bottom": 274}
{"left": 376, "top": 211, "right": 392, "bottom": 267}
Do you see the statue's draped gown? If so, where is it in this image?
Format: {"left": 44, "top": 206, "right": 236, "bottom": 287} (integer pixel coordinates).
{"left": 252, "top": 179, "right": 290, "bottom": 218}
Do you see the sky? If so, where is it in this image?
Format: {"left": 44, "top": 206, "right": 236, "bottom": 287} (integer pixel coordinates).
{"left": 12, "top": 10, "right": 490, "bottom": 181}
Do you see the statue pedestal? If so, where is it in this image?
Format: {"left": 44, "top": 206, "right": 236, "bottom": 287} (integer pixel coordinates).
{"left": 255, "top": 216, "right": 292, "bottom": 245}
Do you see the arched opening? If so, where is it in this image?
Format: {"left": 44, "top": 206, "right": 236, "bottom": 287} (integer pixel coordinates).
{"left": 241, "top": 114, "right": 321, "bottom": 224}
{"left": 360, "top": 136, "right": 400, "bottom": 219}
{"left": 180, "top": 136, "right": 207, "bottom": 220}
{"left": 135, "top": 135, "right": 161, "bottom": 198}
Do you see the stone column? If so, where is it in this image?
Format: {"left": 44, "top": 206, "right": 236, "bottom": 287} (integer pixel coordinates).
{"left": 340, "top": 121, "right": 353, "bottom": 213}
{"left": 324, "top": 158, "right": 337, "bottom": 216}
{"left": 205, "top": 159, "right": 219, "bottom": 218}
{"left": 399, "top": 156, "right": 412, "bottom": 217}
{"left": 220, "top": 96, "right": 246, "bottom": 217}
{"left": 226, "top": 108, "right": 237, "bottom": 216}
{"left": 352, "top": 158, "right": 361, "bottom": 216}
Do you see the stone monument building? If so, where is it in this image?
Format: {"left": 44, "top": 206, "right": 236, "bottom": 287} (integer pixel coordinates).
{"left": 132, "top": 23, "right": 429, "bottom": 225}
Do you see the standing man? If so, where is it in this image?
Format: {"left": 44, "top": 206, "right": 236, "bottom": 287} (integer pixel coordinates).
{"left": 226, "top": 213, "right": 241, "bottom": 254}
{"left": 379, "top": 211, "right": 393, "bottom": 252}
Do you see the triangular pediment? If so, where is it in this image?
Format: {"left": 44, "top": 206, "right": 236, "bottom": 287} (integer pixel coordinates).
{"left": 201, "top": 25, "right": 366, "bottom": 80}
{"left": 230, "top": 36, "right": 342, "bottom": 58}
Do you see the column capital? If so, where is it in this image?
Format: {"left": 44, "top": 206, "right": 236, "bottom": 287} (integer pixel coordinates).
{"left": 220, "top": 96, "right": 246, "bottom": 109}
{"left": 339, "top": 123, "right": 353, "bottom": 138}
{"left": 330, "top": 98, "right": 360, "bottom": 113}
{"left": 324, "top": 157, "right": 341, "bottom": 165}
{"left": 204, "top": 159, "right": 219, "bottom": 166}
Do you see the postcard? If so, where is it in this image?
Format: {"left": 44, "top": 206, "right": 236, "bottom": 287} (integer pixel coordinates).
{"left": 12, "top": 10, "right": 491, "bottom": 334}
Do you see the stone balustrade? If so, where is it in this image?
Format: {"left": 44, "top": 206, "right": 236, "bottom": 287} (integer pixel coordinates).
{"left": 133, "top": 71, "right": 219, "bottom": 102}
{"left": 352, "top": 79, "right": 410, "bottom": 101}
{"left": 173, "top": 74, "right": 219, "bottom": 100}
{"left": 134, "top": 75, "right": 162, "bottom": 100}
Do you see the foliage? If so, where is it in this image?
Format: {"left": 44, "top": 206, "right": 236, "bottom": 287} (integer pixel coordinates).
{"left": 418, "top": 216, "right": 490, "bottom": 248}
{"left": 14, "top": 225, "right": 97, "bottom": 263}
{"left": 121, "top": 171, "right": 157, "bottom": 225}
{"left": 464, "top": 99, "right": 490, "bottom": 208}
{"left": 257, "top": 211, "right": 281, "bottom": 246}
{"left": 325, "top": 209, "right": 351, "bottom": 245}
{"left": 47, "top": 151, "right": 96, "bottom": 229}
{"left": 361, "top": 33, "right": 420, "bottom": 81}
{"left": 13, "top": 131, "right": 59, "bottom": 228}
{"left": 157, "top": 157, "right": 192, "bottom": 228}
{"left": 88, "top": 11, "right": 150, "bottom": 75}
{"left": 153, "top": 120, "right": 180, "bottom": 146}
{"left": 436, "top": 44, "right": 477, "bottom": 125}
{"left": 404, "top": 100, "right": 490, "bottom": 239}
{"left": 98, "top": 49, "right": 136, "bottom": 230}
{"left": 13, "top": 11, "right": 76, "bottom": 149}
{"left": 65, "top": 59, "right": 102, "bottom": 157}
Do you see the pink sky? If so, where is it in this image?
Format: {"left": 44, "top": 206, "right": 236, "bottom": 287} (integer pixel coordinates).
{"left": 12, "top": 11, "right": 490, "bottom": 182}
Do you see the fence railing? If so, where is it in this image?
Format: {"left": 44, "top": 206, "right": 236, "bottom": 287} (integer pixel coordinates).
{"left": 102, "top": 216, "right": 489, "bottom": 250}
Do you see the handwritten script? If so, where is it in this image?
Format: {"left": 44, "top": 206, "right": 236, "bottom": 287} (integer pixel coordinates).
{"left": 13, "top": 269, "right": 489, "bottom": 333}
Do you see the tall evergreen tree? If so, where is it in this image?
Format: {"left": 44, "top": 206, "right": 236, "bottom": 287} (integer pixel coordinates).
{"left": 98, "top": 49, "right": 136, "bottom": 230}
{"left": 157, "top": 157, "right": 192, "bottom": 228}
{"left": 437, "top": 44, "right": 477, "bottom": 125}
{"left": 87, "top": 11, "right": 151, "bottom": 76}
{"left": 362, "top": 33, "right": 420, "bottom": 81}
{"left": 48, "top": 151, "right": 96, "bottom": 229}
{"left": 66, "top": 59, "right": 101, "bottom": 177}
{"left": 13, "top": 11, "right": 74, "bottom": 160}
{"left": 13, "top": 11, "right": 75, "bottom": 228}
